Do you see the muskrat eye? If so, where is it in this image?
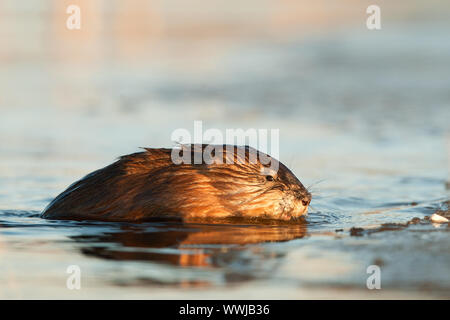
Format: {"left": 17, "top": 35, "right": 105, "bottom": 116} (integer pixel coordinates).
{"left": 265, "top": 175, "right": 274, "bottom": 182}
{"left": 302, "top": 200, "right": 309, "bottom": 206}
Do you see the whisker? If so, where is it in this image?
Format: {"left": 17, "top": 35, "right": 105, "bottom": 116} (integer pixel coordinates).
{"left": 237, "top": 186, "right": 273, "bottom": 206}
{"left": 286, "top": 155, "right": 295, "bottom": 169}
{"left": 306, "top": 179, "right": 327, "bottom": 192}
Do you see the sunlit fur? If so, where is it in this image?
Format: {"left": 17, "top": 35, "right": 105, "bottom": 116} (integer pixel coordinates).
{"left": 41, "top": 145, "right": 311, "bottom": 222}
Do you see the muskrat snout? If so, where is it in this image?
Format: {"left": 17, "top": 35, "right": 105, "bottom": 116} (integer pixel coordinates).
{"left": 284, "top": 189, "right": 311, "bottom": 219}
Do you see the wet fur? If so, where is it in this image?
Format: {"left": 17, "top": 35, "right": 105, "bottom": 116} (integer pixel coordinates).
{"left": 41, "top": 145, "right": 311, "bottom": 222}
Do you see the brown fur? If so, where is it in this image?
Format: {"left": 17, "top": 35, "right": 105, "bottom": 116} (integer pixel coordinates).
{"left": 41, "top": 145, "right": 311, "bottom": 222}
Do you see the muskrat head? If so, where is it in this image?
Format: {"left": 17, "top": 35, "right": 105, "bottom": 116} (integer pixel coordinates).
{"left": 169, "top": 145, "right": 312, "bottom": 221}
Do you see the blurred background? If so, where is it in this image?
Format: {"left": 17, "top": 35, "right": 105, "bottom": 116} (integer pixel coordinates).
{"left": 0, "top": 1, "right": 449, "bottom": 299}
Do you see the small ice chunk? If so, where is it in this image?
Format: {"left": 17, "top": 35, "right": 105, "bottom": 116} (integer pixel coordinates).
{"left": 430, "top": 213, "right": 449, "bottom": 223}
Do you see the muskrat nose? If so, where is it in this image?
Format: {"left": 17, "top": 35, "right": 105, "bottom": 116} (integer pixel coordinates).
{"left": 298, "top": 192, "right": 311, "bottom": 207}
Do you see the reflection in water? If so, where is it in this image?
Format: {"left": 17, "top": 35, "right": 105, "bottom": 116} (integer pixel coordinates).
{"left": 70, "top": 221, "right": 307, "bottom": 286}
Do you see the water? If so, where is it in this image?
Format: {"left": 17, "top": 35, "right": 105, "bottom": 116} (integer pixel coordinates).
{"left": 1, "top": 17, "right": 450, "bottom": 298}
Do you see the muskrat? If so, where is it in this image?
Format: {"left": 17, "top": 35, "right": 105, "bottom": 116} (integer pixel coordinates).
{"left": 41, "top": 145, "right": 311, "bottom": 222}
